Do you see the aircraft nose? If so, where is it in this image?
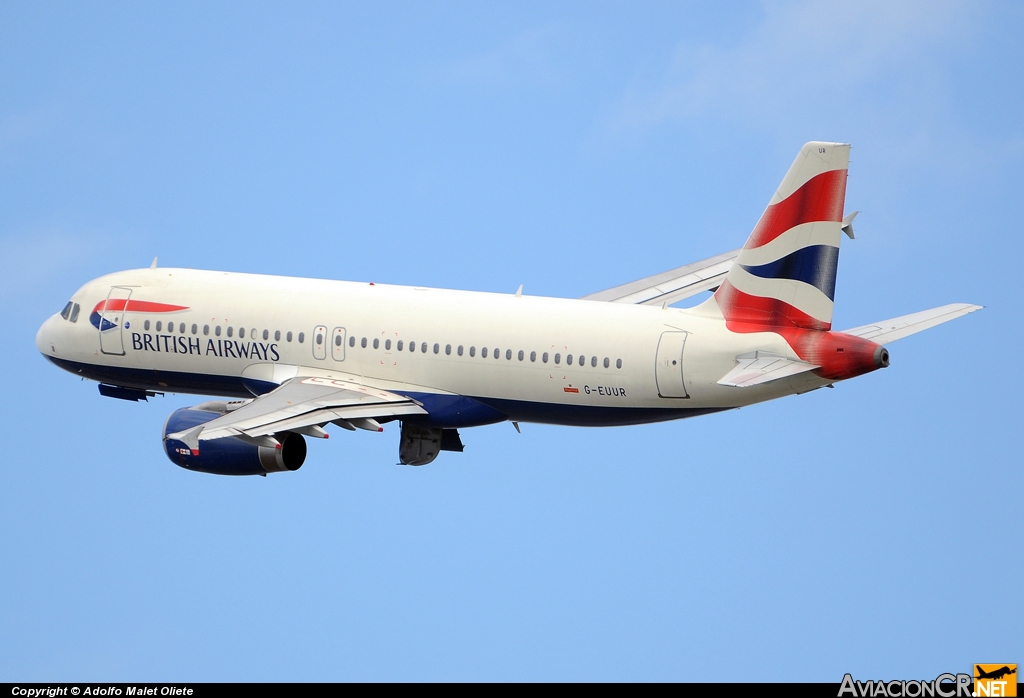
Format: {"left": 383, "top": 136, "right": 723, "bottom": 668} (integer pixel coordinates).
{"left": 36, "top": 314, "right": 61, "bottom": 356}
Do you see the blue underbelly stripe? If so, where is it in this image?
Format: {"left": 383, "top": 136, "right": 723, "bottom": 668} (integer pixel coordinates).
{"left": 44, "top": 356, "right": 727, "bottom": 428}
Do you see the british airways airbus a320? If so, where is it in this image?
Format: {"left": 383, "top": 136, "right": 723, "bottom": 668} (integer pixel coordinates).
{"left": 37, "top": 142, "right": 980, "bottom": 474}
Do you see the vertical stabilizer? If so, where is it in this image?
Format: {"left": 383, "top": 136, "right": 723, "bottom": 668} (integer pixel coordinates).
{"left": 711, "top": 141, "right": 850, "bottom": 331}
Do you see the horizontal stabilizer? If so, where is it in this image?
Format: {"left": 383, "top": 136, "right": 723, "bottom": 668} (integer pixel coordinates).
{"left": 582, "top": 249, "right": 739, "bottom": 306}
{"left": 842, "top": 303, "right": 982, "bottom": 345}
{"left": 718, "top": 351, "right": 819, "bottom": 388}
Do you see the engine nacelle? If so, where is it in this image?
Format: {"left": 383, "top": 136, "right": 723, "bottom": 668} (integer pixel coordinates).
{"left": 162, "top": 406, "right": 306, "bottom": 476}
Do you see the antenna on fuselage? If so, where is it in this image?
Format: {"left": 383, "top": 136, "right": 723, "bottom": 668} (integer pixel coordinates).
{"left": 150, "top": 257, "right": 158, "bottom": 269}
{"left": 515, "top": 284, "right": 523, "bottom": 297}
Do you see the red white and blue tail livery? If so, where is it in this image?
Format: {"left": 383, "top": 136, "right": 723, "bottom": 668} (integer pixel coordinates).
{"left": 37, "top": 142, "right": 982, "bottom": 474}
{"left": 714, "top": 141, "right": 848, "bottom": 332}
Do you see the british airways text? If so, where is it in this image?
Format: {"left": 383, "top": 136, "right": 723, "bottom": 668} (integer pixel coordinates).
{"left": 130, "top": 332, "right": 280, "bottom": 361}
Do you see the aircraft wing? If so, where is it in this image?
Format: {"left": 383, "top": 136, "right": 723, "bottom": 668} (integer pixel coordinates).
{"left": 169, "top": 376, "right": 427, "bottom": 450}
{"left": 841, "top": 303, "right": 982, "bottom": 345}
{"left": 718, "top": 351, "right": 819, "bottom": 388}
{"left": 581, "top": 249, "right": 739, "bottom": 306}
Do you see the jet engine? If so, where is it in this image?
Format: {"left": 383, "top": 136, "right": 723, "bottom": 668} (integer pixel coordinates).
{"left": 162, "top": 405, "right": 306, "bottom": 476}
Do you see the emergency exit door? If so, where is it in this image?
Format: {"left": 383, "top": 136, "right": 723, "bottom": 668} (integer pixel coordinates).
{"left": 331, "top": 327, "right": 346, "bottom": 361}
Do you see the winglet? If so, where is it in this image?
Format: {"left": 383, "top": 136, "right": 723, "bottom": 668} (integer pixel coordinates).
{"left": 150, "top": 256, "right": 158, "bottom": 269}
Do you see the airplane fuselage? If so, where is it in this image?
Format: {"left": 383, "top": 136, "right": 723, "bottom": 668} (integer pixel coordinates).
{"left": 37, "top": 267, "right": 830, "bottom": 428}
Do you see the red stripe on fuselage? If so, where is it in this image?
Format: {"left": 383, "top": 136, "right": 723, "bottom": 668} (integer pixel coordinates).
{"left": 92, "top": 300, "right": 190, "bottom": 313}
{"left": 745, "top": 168, "right": 847, "bottom": 249}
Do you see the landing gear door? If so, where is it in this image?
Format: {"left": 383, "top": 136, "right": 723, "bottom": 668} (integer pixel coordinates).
{"left": 331, "top": 327, "right": 346, "bottom": 361}
{"left": 655, "top": 331, "right": 689, "bottom": 398}
{"left": 99, "top": 287, "right": 132, "bottom": 356}
{"left": 312, "top": 325, "right": 327, "bottom": 360}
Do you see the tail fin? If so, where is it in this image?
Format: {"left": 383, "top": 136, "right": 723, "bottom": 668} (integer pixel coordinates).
{"left": 711, "top": 141, "right": 850, "bottom": 331}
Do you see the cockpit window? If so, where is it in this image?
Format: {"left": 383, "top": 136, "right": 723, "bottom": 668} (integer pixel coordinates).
{"left": 69, "top": 303, "right": 80, "bottom": 323}
{"left": 60, "top": 301, "right": 72, "bottom": 320}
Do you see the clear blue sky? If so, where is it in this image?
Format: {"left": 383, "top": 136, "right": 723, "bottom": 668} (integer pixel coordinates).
{"left": 2, "top": 1, "right": 1020, "bottom": 681}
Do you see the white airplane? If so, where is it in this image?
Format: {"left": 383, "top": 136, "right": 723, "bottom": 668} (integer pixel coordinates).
{"left": 36, "top": 142, "right": 981, "bottom": 474}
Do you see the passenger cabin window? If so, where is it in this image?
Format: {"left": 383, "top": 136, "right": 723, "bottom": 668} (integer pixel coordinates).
{"left": 157, "top": 321, "right": 163, "bottom": 332}
{"left": 603, "top": 357, "right": 610, "bottom": 368}
{"left": 542, "top": 352, "right": 548, "bottom": 363}
{"left": 445, "top": 344, "right": 451, "bottom": 355}
{"left": 361, "top": 337, "right": 367, "bottom": 348}
{"left": 334, "top": 334, "right": 342, "bottom": 347}
{"left": 481, "top": 347, "right": 488, "bottom": 358}
{"left": 567, "top": 354, "right": 572, "bottom": 365}
{"left": 385, "top": 339, "right": 392, "bottom": 350}
{"left": 227, "top": 327, "right": 233, "bottom": 337}
{"left": 409, "top": 341, "right": 415, "bottom": 352}
{"left": 215, "top": 326, "right": 221, "bottom": 336}
{"left": 263, "top": 329, "right": 269, "bottom": 340}
{"left": 469, "top": 346, "right": 476, "bottom": 357}
{"left": 70, "top": 304, "right": 80, "bottom": 323}
{"left": 373, "top": 338, "right": 379, "bottom": 349}
{"left": 349, "top": 336, "right": 355, "bottom": 347}
{"left": 421, "top": 342, "right": 427, "bottom": 353}
{"left": 298, "top": 332, "right": 305, "bottom": 343}
{"left": 457, "top": 345, "right": 463, "bottom": 356}
{"left": 434, "top": 343, "right": 439, "bottom": 354}
{"left": 144, "top": 320, "right": 151, "bottom": 331}
{"left": 180, "top": 323, "right": 186, "bottom": 334}
{"left": 518, "top": 350, "right": 524, "bottom": 361}
{"left": 397, "top": 340, "right": 403, "bottom": 351}
{"left": 192, "top": 324, "right": 198, "bottom": 335}
{"left": 616, "top": 359, "right": 622, "bottom": 369}
{"left": 275, "top": 330, "right": 281, "bottom": 341}
{"left": 60, "top": 302, "right": 72, "bottom": 320}
{"left": 554, "top": 353, "right": 561, "bottom": 364}
{"left": 591, "top": 356, "right": 598, "bottom": 367}
{"left": 494, "top": 348, "right": 499, "bottom": 360}
{"left": 530, "top": 351, "right": 536, "bottom": 362}
{"left": 204, "top": 325, "right": 209, "bottom": 336}
{"left": 286, "top": 331, "right": 292, "bottom": 342}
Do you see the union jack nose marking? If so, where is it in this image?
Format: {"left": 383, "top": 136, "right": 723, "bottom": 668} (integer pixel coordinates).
{"left": 89, "top": 299, "right": 190, "bottom": 331}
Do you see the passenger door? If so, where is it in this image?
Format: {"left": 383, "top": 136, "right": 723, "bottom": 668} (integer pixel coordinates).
{"left": 655, "top": 331, "right": 689, "bottom": 398}
{"left": 99, "top": 287, "right": 132, "bottom": 356}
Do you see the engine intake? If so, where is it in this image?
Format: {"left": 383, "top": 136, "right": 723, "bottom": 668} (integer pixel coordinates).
{"left": 163, "top": 406, "right": 306, "bottom": 476}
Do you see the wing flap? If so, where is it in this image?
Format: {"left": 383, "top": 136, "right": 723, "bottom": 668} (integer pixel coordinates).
{"left": 842, "top": 303, "right": 982, "bottom": 344}
{"left": 228, "top": 403, "right": 424, "bottom": 439}
{"left": 718, "top": 351, "right": 819, "bottom": 388}
{"left": 582, "top": 249, "right": 739, "bottom": 306}
{"left": 169, "top": 376, "right": 426, "bottom": 444}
